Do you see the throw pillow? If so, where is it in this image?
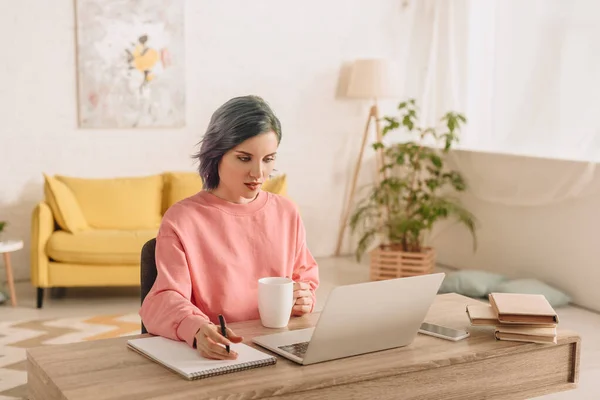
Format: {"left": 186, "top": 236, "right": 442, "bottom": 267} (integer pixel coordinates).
{"left": 491, "top": 279, "right": 572, "bottom": 308}
{"left": 56, "top": 174, "right": 163, "bottom": 230}
{"left": 43, "top": 174, "right": 90, "bottom": 233}
{"left": 438, "top": 270, "right": 508, "bottom": 298}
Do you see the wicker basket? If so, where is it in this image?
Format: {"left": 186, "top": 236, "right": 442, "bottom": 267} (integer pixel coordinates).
{"left": 369, "top": 246, "right": 435, "bottom": 280}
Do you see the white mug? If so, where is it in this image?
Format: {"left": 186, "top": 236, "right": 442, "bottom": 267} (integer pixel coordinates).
{"left": 258, "top": 277, "right": 294, "bottom": 328}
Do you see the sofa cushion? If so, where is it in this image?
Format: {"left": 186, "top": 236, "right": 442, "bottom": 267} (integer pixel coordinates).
{"left": 163, "top": 172, "right": 289, "bottom": 210}
{"left": 163, "top": 172, "right": 203, "bottom": 212}
{"left": 438, "top": 270, "right": 508, "bottom": 298}
{"left": 47, "top": 229, "right": 157, "bottom": 265}
{"left": 43, "top": 174, "right": 90, "bottom": 233}
{"left": 56, "top": 174, "right": 163, "bottom": 230}
{"left": 263, "top": 174, "right": 287, "bottom": 196}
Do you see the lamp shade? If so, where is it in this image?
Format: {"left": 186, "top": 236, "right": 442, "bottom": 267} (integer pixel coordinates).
{"left": 346, "top": 58, "right": 402, "bottom": 99}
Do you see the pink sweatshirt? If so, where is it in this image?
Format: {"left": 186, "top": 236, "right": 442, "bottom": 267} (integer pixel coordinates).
{"left": 139, "top": 190, "right": 319, "bottom": 347}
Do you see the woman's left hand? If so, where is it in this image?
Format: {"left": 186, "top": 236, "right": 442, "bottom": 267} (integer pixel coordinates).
{"left": 292, "top": 281, "right": 313, "bottom": 316}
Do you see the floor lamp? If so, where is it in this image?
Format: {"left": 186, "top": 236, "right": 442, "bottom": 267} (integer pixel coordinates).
{"left": 334, "top": 59, "right": 402, "bottom": 256}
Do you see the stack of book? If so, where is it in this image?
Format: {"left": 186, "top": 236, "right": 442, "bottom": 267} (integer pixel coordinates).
{"left": 466, "top": 292, "right": 559, "bottom": 344}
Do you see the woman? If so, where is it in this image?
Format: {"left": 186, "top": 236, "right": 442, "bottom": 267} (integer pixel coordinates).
{"left": 139, "top": 95, "right": 319, "bottom": 361}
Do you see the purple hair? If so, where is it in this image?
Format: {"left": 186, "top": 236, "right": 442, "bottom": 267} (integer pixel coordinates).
{"left": 193, "top": 95, "right": 282, "bottom": 190}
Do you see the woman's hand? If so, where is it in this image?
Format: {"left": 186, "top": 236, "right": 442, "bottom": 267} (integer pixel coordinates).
{"left": 292, "top": 281, "right": 314, "bottom": 316}
{"left": 194, "top": 323, "right": 244, "bottom": 360}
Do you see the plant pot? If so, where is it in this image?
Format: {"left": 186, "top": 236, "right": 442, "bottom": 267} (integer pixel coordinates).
{"left": 368, "top": 245, "right": 435, "bottom": 281}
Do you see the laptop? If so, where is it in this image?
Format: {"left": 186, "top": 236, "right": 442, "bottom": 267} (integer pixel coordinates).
{"left": 252, "top": 272, "right": 445, "bottom": 365}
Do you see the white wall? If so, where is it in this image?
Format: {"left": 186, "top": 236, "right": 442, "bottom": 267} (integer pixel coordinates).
{"left": 6, "top": 1, "right": 596, "bottom": 313}
{"left": 0, "top": 0, "right": 406, "bottom": 281}
{"left": 431, "top": 150, "right": 600, "bottom": 312}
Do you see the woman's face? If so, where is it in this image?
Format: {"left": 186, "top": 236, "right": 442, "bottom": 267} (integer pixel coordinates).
{"left": 215, "top": 131, "right": 279, "bottom": 203}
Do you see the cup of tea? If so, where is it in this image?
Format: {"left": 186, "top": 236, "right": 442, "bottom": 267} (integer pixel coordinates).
{"left": 258, "top": 277, "right": 294, "bottom": 328}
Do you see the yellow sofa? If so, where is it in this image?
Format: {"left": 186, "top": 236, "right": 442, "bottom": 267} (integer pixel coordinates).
{"left": 31, "top": 172, "right": 288, "bottom": 308}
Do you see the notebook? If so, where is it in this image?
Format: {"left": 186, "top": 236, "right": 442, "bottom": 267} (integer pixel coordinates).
{"left": 465, "top": 304, "right": 557, "bottom": 328}
{"left": 488, "top": 293, "right": 559, "bottom": 325}
{"left": 127, "top": 336, "right": 277, "bottom": 380}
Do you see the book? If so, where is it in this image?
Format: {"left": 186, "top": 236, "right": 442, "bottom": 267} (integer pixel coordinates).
{"left": 495, "top": 325, "right": 556, "bottom": 336}
{"left": 466, "top": 304, "right": 557, "bottom": 328}
{"left": 127, "top": 336, "right": 277, "bottom": 380}
{"left": 488, "top": 293, "right": 559, "bottom": 325}
{"left": 494, "top": 325, "right": 557, "bottom": 344}
{"left": 465, "top": 304, "right": 499, "bottom": 326}
{"left": 494, "top": 332, "right": 557, "bottom": 344}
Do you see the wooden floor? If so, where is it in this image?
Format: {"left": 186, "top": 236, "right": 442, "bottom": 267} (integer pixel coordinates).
{"left": 1, "top": 256, "right": 599, "bottom": 399}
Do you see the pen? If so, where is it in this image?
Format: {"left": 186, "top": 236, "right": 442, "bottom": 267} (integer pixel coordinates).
{"left": 218, "top": 314, "right": 230, "bottom": 353}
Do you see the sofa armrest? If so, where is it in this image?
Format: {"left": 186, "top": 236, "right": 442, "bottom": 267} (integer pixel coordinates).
{"left": 30, "top": 201, "right": 55, "bottom": 287}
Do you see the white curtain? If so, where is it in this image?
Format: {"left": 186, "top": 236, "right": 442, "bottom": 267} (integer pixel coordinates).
{"left": 400, "top": 0, "right": 599, "bottom": 206}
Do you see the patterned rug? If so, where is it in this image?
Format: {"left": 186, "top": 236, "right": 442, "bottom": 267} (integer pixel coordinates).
{"left": 0, "top": 313, "right": 141, "bottom": 400}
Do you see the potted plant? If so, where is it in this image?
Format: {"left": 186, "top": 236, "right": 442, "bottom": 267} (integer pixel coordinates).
{"left": 349, "top": 99, "right": 477, "bottom": 280}
{"left": 0, "top": 221, "right": 6, "bottom": 242}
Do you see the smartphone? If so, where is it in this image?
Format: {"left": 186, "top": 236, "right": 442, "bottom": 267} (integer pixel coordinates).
{"left": 418, "top": 322, "right": 470, "bottom": 341}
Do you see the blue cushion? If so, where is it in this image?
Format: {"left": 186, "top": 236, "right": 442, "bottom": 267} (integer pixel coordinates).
{"left": 438, "top": 270, "right": 508, "bottom": 298}
{"left": 491, "top": 279, "right": 571, "bottom": 308}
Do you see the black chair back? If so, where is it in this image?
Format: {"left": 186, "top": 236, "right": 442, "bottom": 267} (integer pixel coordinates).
{"left": 140, "top": 238, "right": 157, "bottom": 334}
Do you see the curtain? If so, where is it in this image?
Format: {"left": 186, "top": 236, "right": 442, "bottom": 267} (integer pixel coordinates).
{"left": 400, "top": 0, "right": 598, "bottom": 206}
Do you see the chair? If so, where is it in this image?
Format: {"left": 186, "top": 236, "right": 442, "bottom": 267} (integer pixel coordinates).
{"left": 140, "top": 238, "right": 157, "bottom": 334}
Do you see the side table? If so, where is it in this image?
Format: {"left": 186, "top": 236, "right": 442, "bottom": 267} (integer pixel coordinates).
{"left": 0, "top": 240, "right": 23, "bottom": 307}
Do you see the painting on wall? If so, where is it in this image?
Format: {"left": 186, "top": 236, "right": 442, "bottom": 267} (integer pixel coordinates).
{"left": 75, "top": 0, "right": 185, "bottom": 128}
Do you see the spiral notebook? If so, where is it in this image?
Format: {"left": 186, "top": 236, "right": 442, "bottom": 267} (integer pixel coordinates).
{"left": 127, "top": 336, "right": 277, "bottom": 380}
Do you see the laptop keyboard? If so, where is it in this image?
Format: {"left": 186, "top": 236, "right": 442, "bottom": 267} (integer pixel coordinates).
{"left": 278, "top": 341, "right": 309, "bottom": 358}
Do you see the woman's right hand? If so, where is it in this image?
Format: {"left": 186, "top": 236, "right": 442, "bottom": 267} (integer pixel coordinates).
{"left": 194, "top": 323, "right": 244, "bottom": 360}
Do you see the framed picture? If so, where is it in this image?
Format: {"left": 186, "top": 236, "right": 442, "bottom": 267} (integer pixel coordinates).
{"left": 75, "top": 0, "right": 185, "bottom": 128}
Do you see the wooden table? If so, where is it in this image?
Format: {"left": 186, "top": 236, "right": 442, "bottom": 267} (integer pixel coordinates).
{"left": 27, "top": 293, "right": 580, "bottom": 400}
{"left": 0, "top": 239, "right": 23, "bottom": 307}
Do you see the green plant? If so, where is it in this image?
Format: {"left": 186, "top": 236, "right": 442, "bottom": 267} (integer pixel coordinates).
{"left": 0, "top": 221, "right": 6, "bottom": 233}
{"left": 349, "top": 98, "right": 477, "bottom": 260}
